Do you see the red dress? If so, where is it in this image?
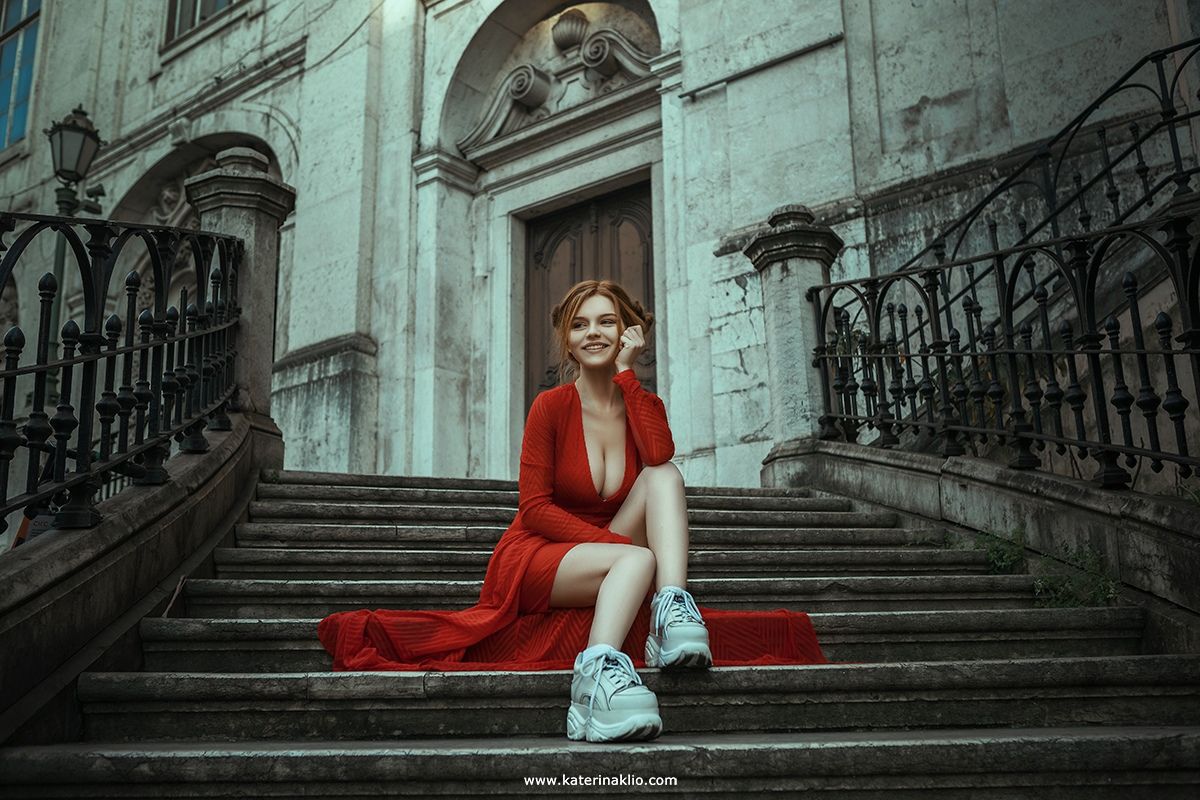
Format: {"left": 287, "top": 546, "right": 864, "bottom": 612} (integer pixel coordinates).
{"left": 317, "top": 370, "right": 827, "bottom": 671}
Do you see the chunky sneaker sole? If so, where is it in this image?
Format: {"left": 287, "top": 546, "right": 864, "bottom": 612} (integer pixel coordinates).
{"left": 645, "top": 635, "right": 713, "bottom": 668}
{"left": 566, "top": 704, "right": 662, "bottom": 743}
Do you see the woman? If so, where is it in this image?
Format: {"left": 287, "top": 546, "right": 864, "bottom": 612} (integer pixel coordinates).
{"left": 317, "top": 280, "right": 826, "bottom": 743}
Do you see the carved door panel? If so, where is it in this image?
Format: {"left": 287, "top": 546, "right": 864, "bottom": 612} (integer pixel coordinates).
{"left": 525, "top": 183, "right": 655, "bottom": 413}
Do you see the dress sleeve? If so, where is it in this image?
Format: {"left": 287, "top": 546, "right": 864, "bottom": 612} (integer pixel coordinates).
{"left": 518, "top": 392, "right": 633, "bottom": 545}
{"left": 613, "top": 369, "right": 675, "bottom": 465}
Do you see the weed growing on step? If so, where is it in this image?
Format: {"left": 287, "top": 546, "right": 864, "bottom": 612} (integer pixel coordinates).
{"left": 1034, "top": 545, "right": 1119, "bottom": 608}
{"left": 984, "top": 526, "right": 1028, "bottom": 575}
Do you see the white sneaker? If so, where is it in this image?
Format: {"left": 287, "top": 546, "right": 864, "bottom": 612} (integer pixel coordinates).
{"left": 646, "top": 585, "right": 712, "bottom": 668}
{"left": 566, "top": 644, "right": 662, "bottom": 743}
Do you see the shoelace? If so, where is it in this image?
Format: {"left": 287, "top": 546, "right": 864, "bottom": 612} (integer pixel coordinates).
{"left": 582, "top": 649, "right": 642, "bottom": 728}
{"left": 653, "top": 587, "right": 706, "bottom": 635}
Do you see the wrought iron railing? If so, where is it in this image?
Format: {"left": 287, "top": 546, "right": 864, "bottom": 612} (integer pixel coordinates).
{"left": 0, "top": 212, "right": 243, "bottom": 543}
{"left": 810, "top": 39, "right": 1200, "bottom": 490}
{"left": 880, "top": 37, "right": 1200, "bottom": 347}
{"left": 808, "top": 207, "right": 1200, "bottom": 488}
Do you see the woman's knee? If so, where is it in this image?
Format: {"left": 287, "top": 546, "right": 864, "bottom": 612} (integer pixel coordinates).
{"left": 642, "top": 461, "right": 684, "bottom": 491}
{"left": 616, "top": 543, "right": 656, "bottom": 576}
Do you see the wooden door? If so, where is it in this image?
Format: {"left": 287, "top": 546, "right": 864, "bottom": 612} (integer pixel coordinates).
{"left": 525, "top": 183, "right": 655, "bottom": 413}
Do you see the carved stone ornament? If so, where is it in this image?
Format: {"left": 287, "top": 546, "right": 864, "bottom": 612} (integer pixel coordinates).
{"left": 457, "top": 22, "right": 656, "bottom": 155}
{"left": 552, "top": 9, "right": 589, "bottom": 51}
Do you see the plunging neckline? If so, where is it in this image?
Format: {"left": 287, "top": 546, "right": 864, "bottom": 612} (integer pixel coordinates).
{"left": 570, "top": 382, "right": 633, "bottom": 503}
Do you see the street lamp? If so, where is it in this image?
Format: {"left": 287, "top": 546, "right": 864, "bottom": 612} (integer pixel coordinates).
{"left": 43, "top": 106, "right": 105, "bottom": 403}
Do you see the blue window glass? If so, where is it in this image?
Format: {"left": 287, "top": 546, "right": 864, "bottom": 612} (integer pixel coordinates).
{"left": 2, "top": 0, "right": 22, "bottom": 34}
{"left": 8, "top": 18, "right": 35, "bottom": 142}
{"left": 167, "top": 0, "right": 237, "bottom": 45}
{"left": 0, "top": 37, "right": 15, "bottom": 148}
{"left": 0, "top": 0, "right": 36, "bottom": 149}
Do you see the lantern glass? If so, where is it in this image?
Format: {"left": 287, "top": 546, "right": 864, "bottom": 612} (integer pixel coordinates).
{"left": 45, "top": 108, "right": 102, "bottom": 185}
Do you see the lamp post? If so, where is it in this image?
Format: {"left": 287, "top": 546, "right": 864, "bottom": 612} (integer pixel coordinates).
{"left": 43, "top": 107, "right": 104, "bottom": 401}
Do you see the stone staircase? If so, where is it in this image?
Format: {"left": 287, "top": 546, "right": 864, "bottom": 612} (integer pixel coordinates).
{"left": 1, "top": 469, "right": 1197, "bottom": 797}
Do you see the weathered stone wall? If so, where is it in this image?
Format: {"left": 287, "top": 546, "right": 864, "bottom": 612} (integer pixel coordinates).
{"left": 0, "top": 0, "right": 1183, "bottom": 485}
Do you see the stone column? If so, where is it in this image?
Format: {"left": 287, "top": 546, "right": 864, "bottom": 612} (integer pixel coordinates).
{"left": 743, "top": 204, "right": 843, "bottom": 445}
{"left": 185, "top": 148, "right": 296, "bottom": 464}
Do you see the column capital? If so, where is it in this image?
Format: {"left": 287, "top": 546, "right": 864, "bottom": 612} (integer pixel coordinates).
{"left": 743, "top": 204, "right": 844, "bottom": 273}
{"left": 185, "top": 147, "right": 296, "bottom": 223}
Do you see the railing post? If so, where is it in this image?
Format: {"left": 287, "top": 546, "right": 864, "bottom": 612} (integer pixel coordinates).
{"left": 743, "top": 204, "right": 844, "bottom": 445}
{"left": 184, "top": 148, "right": 295, "bottom": 467}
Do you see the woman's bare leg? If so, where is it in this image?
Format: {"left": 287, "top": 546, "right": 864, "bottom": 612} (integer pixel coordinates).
{"left": 549, "top": 543, "right": 656, "bottom": 647}
{"left": 607, "top": 463, "right": 690, "bottom": 590}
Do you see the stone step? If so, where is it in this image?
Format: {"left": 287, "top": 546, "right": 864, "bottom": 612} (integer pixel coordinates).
{"left": 256, "top": 484, "right": 822, "bottom": 511}
{"left": 262, "top": 469, "right": 823, "bottom": 500}
{"left": 181, "top": 575, "right": 1039, "bottom": 618}
{"left": 72, "top": 656, "right": 1200, "bottom": 742}
{"left": 247, "top": 500, "right": 896, "bottom": 528}
{"left": 4, "top": 728, "right": 1197, "bottom": 798}
{"left": 139, "top": 607, "right": 1146, "bottom": 673}
{"left": 235, "top": 523, "right": 947, "bottom": 550}
{"left": 211, "top": 546, "right": 990, "bottom": 580}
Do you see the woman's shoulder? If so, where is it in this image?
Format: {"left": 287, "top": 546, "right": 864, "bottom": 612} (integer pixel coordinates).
{"left": 528, "top": 383, "right": 574, "bottom": 415}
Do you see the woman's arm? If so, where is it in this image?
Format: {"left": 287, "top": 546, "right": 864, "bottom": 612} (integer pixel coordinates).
{"left": 518, "top": 393, "right": 633, "bottom": 544}
{"left": 613, "top": 369, "right": 675, "bottom": 465}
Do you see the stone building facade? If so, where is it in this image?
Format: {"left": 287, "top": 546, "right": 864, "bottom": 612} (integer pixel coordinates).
{"left": 0, "top": 0, "right": 1187, "bottom": 485}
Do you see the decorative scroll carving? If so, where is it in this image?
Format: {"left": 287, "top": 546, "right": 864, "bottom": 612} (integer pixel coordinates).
{"left": 457, "top": 12, "right": 657, "bottom": 156}
{"left": 509, "top": 65, "right": 552, "bottom": 110}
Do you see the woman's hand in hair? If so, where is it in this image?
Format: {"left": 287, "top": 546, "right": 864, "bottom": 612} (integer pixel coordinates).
{"left": 615, "top": 325, "right": 646, "bottom": 373}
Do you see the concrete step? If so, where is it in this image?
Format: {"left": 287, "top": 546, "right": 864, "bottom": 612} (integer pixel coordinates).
{"left": 4, "top": 728, "right": 1197, "bottom": 798}
{"left": 235, "top": 523, "right": 948, "bottom": 550}
{"left": 256, "top": 483, "right": 824, "bottom": 511}
{"left": 211, "top": 546, "right": 990, "bottom": 580}
{"left": 262, "top": 469, "right": 825, "bottom": 500}
{"left": 181, "top": 575, "right": 1039, "bottom": 618}
{"left": 73, "top": 656, "right": 1200, "bottom": 742}
{"left": 246, "top": 500, "right": 872, "bottom": 525}
{"left": 139, "top": 608, "right": 1146, "bottom": 673}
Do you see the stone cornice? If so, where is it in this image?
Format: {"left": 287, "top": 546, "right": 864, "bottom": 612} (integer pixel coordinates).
{"left": 743, "top": 204, "right": 845, "bottom": 272}
{"left": 412, "top": 148, "right": 480, "bottom": 191}
{"left": 88, "top": 37, "right": 307, "bottom": 179}
{"left": 273, "top": 332, "right": 379, "bottom": 373}
{"left": 650, "top": 49, "right": 683, "bottom": 95}
{"left": 185, "top": 148, "right": 296, "bottom": 221}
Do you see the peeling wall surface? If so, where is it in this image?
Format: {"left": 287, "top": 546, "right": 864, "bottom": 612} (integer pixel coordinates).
{"left": 0, "top": 0, "right": 1181, "bottom": 485}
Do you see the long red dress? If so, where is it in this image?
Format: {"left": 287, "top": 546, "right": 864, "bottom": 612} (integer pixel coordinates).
{"left": 317, "top": 369, "right": 827, "bottom": 671}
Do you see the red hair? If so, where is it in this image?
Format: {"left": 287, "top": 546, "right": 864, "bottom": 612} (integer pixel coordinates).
{"left": 549, "top": 280, "right": 654, "bottom": 383}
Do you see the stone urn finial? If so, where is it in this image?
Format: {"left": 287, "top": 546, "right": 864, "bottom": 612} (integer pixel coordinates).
{"left": 552, "top": 9, "right": 589, "bottom": 52}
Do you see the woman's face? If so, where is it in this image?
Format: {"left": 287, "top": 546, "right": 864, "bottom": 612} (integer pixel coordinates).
{"left": 568, "top": 294, "right": 623, "bottom": 369}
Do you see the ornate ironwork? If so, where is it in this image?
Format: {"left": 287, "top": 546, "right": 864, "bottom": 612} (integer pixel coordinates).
{"left": 809, "top": 38, "right": 1200, "bottom": 489}
{"left": 0, "top": 211, "right": 242, "bottom": 536}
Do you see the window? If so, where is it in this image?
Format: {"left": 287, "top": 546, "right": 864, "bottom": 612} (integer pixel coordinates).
{"left": 0, "top": 0, "right": 39, "bottom": 151}
{"left": 166, "top": 0, "right": 237, "bottom": 45}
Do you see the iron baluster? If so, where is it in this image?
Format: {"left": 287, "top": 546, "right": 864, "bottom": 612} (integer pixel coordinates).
{"left": 1129, "top": 123, "right": 1153, "bottom": 203}
{"left": 1035, "top": 285, "right": 1066, "bottom": 454}
{"left": 1097, "top": 127, "right": 1122, "bottom": 219}
{"left": 1059, "top": 321, "right": 1090, "bottom": 460}
{"left": 0, "top": 327, "right": 25, "bottom": 512}
{"left": 96, "top": 315, "right": 121, "bottom": 462}
{"left": 1155, "top": 312, "right": 1192, "bottom": 477}
{"left": 914, "top": 305, "right": 936, "bottom": 425}
{"left": 1019, "top": 322, "right": 1045, "bottom": 450}
{"left": 50, "top": 322, "right": 80, "bottom": 486}
{"left": 1122, "top": 274, "right": 1163, "bottom": 471}
{"left": 24, "top": 274, "right": 55, "bottom": 494}
{"left": 116, "top": 272, "right": 139, "bottom": 454}
{"left": 897, "top": 304, "right": 920, "bottom": 421}
{"left": 963, "top": 298, "right": 987, "bottom": 442}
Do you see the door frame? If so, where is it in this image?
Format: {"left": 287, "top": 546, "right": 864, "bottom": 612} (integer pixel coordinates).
{"left": 472, "top": 138, "right": 667, "bottom": 479}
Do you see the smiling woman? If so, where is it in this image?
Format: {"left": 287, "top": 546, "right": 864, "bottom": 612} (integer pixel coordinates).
{"left": 316, "top": 279, "right": 827, "bottom": 744}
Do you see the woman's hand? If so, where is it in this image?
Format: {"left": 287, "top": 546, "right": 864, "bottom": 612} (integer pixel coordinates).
{"left": 615, "top": 325, "right": 646, "bottom": 372}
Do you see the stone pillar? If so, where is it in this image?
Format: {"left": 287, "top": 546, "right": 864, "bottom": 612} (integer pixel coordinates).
{"left": 185, "top": 148, "right": 296, "bottom": 464}
{"left": 743, "top": 204, "right": 843, "bottom": 445}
